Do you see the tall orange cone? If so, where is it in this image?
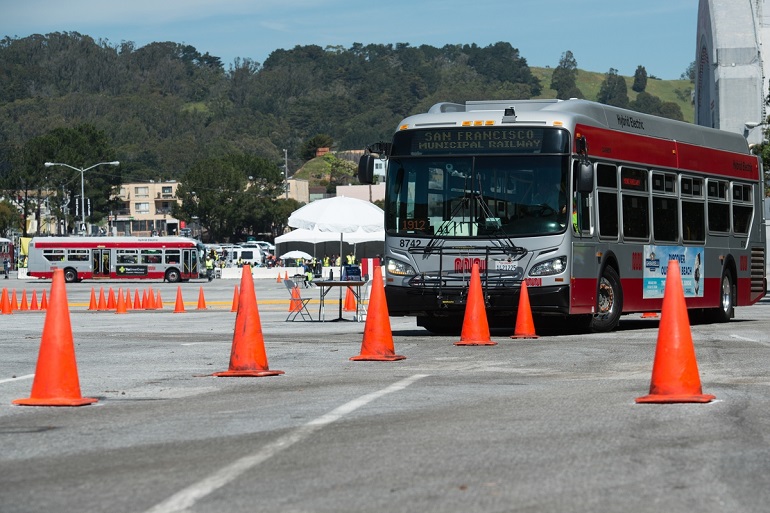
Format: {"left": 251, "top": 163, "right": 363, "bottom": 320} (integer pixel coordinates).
{"left": 173, "top": 286, "right": 186, "bottom": 313}
{"left": 88, "top": 288, "right": 98, "bottom": 311}
{"left": 231, "top": 286, "right": 239, "bottom": 312}
{"left": 30, "top": 290, "right": 39, "bottom": 311}
{"left": 510, "top": 280, "right": 539, "bottom": 339}
{"left": 351, "top": 267, "right": 406, "bottom": 361}
{"left": 343, "top": 286, "right": 357, "bottom": 312}
{"left": 636, "top": 260, "right": 715, "bottom": 404}
{"left": 213, "top": 265, "right": 284, "bottom": 377}
{"left": 19, "top": 290, "right": 28, "bottom": 311}
{"left": 97, "top": 287, "right": 107, "bottom": 310}
{"left": 13, "top": 269, "right": 98, "bottom": 407}
{"left": 1, "top": 288, "right": 11, "bottom": 314}
{"left": 115, "top": 288, "right": 128, "bottom": 314}
{"left": 197, "top": 287, "right": 207, "bottom": 310}
{"left": 455, "top": 263, "right": 496, "bottom": 346}
{"left": 288, "top": 286, "right": 302, "bottom": 312}
{"left": 107, "top": 287, "right": 116, "bottom": 309}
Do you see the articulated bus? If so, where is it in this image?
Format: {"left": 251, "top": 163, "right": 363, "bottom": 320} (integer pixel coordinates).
{"left": 28, "top": 236, "right": 205, "bottom": 283}
{"left": 358, "top": 99, "right": 766, "bottom": 333}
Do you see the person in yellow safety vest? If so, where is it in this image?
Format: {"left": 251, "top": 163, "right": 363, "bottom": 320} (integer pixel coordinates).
{"left": 323, "top": 255, "right": 330, "bottom": 267}
{"left": 205, "top": 256, "right": 214, "bottom": 281}
{"left": 346, "top": 252, "right": 355, "bottom": 265}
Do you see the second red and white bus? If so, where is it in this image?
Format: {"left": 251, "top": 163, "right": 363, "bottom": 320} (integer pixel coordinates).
{"left": 27, "top": 236, "right": 204, "bottom": 283}
{"left": 359, "top": 99, "right": 766, "bottom": 333}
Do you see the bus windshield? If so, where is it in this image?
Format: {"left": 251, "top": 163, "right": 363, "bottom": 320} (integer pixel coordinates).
{"left": 385, "top": 155, "right": 569, "bottom": 238}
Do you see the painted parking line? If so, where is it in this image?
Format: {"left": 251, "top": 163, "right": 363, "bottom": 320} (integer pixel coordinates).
{"left": 143, "top": 373, "right": 429, "bottom": 513}
{"left": 0, "top": 374, "right": 34, "bottom": 385}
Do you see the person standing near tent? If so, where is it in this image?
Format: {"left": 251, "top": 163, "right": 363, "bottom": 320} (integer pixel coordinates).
{"left": 3, "top": 257, "right": 9, "bottom": 279}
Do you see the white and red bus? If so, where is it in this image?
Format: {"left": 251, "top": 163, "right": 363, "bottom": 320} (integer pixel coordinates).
{"left": 27, "top": 236, "right": 204, "bottom": 283}
{"left": 358, "top": 99, "right": 766, "bottom": 333}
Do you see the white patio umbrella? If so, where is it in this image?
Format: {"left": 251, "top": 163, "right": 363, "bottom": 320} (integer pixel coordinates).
{"left": 280, "top": 250, "right": 314, "bottom": 261}
{"left": 288, "top": 196, "right": 384, "bottom": 279}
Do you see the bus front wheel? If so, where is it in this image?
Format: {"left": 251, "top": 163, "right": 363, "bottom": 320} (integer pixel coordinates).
{"left": 63, "top": 268, "right": 78, "bottom": 283}
{"left": 713, "top": 269, "right": 735, "bottom": 323}
{"left": 590, "top": 266, "right": 623, "bottom": 332}
{"left": 165, "top": 268, "right": 181, "bottom": 283}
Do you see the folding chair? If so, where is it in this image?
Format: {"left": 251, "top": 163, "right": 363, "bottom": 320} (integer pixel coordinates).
{"left": 284, "top": 279, "right": 313, "bottom": 321}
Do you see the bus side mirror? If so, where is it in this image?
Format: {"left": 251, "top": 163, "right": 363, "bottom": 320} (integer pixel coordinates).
{"left": 358, "top": 155, "right": 375, "bottom": 184}
{"left": 577, "top": 161, "right": 593, "bottom": 193}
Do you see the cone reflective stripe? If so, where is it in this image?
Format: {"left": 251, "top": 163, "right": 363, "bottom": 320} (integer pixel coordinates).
{"left": 636, "top": 260, "right": 715, "bottom": 404}
{"left": 173, "top": 287, "right": 185, "bottom": 313}
{"left": 455, "top": 263, "right": 497, "bottom": 346}
{"left": 351, "top": 267, "right": 406, "bottom": 361}
{"left": 510, "top": 281, "right": 539, "bottom": 339}
{"left": 213, "top": 265, "right": 284, "bottom": 377}
{"left": 13, "top": 269, "right": 97, "bottom": 407}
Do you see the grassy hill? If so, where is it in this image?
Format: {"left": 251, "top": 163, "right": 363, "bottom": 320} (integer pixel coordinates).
{"left": 530, "top": 67, "right": 695, "bottom": 123}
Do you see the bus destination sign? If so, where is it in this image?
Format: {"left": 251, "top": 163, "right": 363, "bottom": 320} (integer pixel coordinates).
{"left": 395, "top": 127, "right": 569, "bottom": 156}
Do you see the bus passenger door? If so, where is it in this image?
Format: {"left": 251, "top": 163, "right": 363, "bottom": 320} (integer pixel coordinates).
{"left": 92, "top": 249, "right": 111, "bottom": 278}
{"left": 183, "top": 249, "right": 198, "bottom": 277}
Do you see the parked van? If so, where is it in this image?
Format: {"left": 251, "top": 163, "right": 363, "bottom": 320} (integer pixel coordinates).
{"left": 229, "top": 246, "right": 264, "bottom": 267}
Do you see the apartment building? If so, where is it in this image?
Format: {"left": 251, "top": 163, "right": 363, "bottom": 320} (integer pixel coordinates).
{"left": 111, "top": 181, "right": 182, "bottom": 236}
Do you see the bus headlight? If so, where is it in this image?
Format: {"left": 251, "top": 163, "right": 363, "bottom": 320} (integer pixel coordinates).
{"left": 529, "top": 256, "right": 566, "bottom": 277}
{"left": 386, "top": 258, "right": 415, "bottom": 276}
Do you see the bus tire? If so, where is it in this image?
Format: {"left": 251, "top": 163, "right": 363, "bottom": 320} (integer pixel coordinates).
{"left": 63, "top": 268, "right": 78, "bottom": 283}
{"left": 590, "top": 265, "right": 623, "bottom": 332}
{"left": 713, "top": 269, "right": 735, "bottom": 323}
{"left": 165, "top": 268, "right": 181, "bottom": 283}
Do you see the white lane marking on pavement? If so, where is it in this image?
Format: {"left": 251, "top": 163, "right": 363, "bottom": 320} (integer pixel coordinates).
{"left": 0, "top": 374, "right": 34, "bottom": 385}
{"left": 142, "top": 373, "right": 429, "bottom": 513}
{"left": 730, "top": 334, "right": 770, "bottom": 347}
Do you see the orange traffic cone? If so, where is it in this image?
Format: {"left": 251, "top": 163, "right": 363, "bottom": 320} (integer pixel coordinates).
{"left": 173, "top": 287, "right": 185, "bottom": 313}
{"left": 133, "top": 289, "right": 142, "bottom": 310}
{"left": 1, "top": 288, "right": 11, "bottom": 314}
{"left": 455, "top": 263, "right": 496, "bottom": 346}
{"left": 88, "top": 288, "right": 98, "bottom": 311}
{"left": 107, "top": 287, "right": 116, "bottom": 309}
{"left": 115, "top": 288, "right": 128, "bottom": 314}
{"left": 10, "top": 289, "right": 18, "bottom": 310}
{"left": 30, "top": 290, "right": 39, "bottom": 311}
{"left": 343, "top": 286, "right": 357, "bottom": 312}
{"left": 231, "top": 286, "right": 239, "bottom": 312}
{"left": 146, "top": 288, "right": 156, "bottom": 310}
{"left": 39, "top": 290, "right": 48, "bottom": 310}
{"left": 13, "top": 269, "right": 98, "bottom": 407}
{"left": 124, "top": 289, "right": 132, "bottom": 311}
{"left": 636, "top": 260, "right": 715, "bottom": 404}
{"left": 288, "top": 286, "right": 302, "bottom": 312}
{"left": 155, "top": 290, "right": 163, "bottom": 309}
{"left": 97, "top": 287, "right": 107, "bottom": 311}
{"left": 197, "top": 287, "right": 207, "bottom": 310}
{"left": 284, "top": 271, "right": 289, "bottom": 281}
{"left": 213, "top": 265, "right": 284, "bottom": 377}
{"left": 19, "top": 290, "right": 28, "bottom": 311}
{"left": 641, "top": 312, "right": 659, "bottom": 318}
{"left": 351, "top": 267, "right": 406, "bottom": 361}
{"left": 276, "top": 273, "right": 282, "bottom": 283}
{"left": 510, "top": 281, "right": 539, "bottom": 339}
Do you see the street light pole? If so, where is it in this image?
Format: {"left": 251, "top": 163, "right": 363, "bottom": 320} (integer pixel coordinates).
{"left": 44, "top": 161, "right": 120, "bottom": 235}
{"left": 283, "top": 148, "right": 288, "bottom": 199}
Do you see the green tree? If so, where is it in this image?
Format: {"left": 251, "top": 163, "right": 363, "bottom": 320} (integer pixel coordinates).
{"left": 301, "top": 134, "right": 335, "bottom": 161}
{"left": 0, "top": 200, "right": 20, "bottom": 236}
{"left": 550, "top": 51, "right": 583, "bottom": 99}
{"left": 632, "top": 65, "right": 647, "bottom": 93}
{"left": 597, "top": 68, "right": 629, "bottom": 108}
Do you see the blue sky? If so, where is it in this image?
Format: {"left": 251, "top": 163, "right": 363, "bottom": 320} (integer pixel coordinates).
{"left": 1, "top": 0, "right": 697, "bottom": 80}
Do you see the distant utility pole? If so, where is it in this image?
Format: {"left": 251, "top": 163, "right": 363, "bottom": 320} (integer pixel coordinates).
{"left": 283, "top": 148, "right": 289, "bottom": 199}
